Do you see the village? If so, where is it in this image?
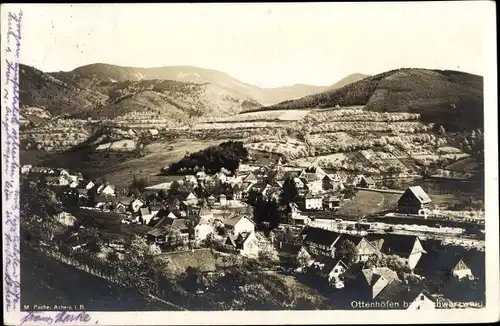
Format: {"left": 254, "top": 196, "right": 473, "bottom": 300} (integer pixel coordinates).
{"left": 20, "top": 152, "right": 485, "bottom": 310}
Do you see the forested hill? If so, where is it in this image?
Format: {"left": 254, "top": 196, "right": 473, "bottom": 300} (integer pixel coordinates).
{"left": 252, "top": 68, "right": 483, "bottom": 132}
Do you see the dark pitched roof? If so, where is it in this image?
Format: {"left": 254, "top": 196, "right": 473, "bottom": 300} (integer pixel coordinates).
{"left": 148, "top": 216, "right": 189, "bottom": 236}
{"left": 302, "top": 227, "right": 341, "bottom": 247}
{"left": 159, "top": 249, "right": 216, "bottom": 274}
{"left": 415, "top": 244, "right": 478, "bottom": 279}
{"left": 361, "top": 267, "right": 399, "bottom": 286}
{"left": 374, "top": 281, "right": 433, "bottom": 307}
{"left": 405, "top": 186, "right": 432, "bottom": 204}
{"left": 335, "top": 234, "right": 366, "bottom": 247}
{"left": 367, "top": 234, "right": 419, "bottom": 258}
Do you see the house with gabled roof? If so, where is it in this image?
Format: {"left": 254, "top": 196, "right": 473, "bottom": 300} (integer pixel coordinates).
{"left": 301, "top": 227, "right": 341, "bottom": 258}
{"left": 398, "top": 186, "right": 432, "bottom": 215}
{"left": 310, "top": 257, "right": 348, "bottom": 288}
{"left": 299, "top": 192, "right": 323, "bottom": 210}
{"left": 223, "top": 215, "right": 255, "bottom": 236}
{"left": 225, "top": 231, "right": 260, "bottom": 258}
{"left": 243, "top": 172, "right": 258, "bottom": 184}
{"left": 147, "top": 216, "right": 190, "bottom": 245}
{"left": 194, "top": 219, "right": 215, "bottom": 243}
{"left": 373, "top": 281, "right": 436, "bottom": 310}
{"left": 358, "top": 176, "right": 376, "bottom": 189}
{"left": 334, "top": 234, "right": 381, "bottom": 263}
{"left": 367, "top": 234, "right": 426, "bottom": 270}
{"left": 300, "top": 173, "right": 323, "bottom": 193}
{"left": 148, "top": 129, "right": 159, "bottom": 137}
{"left": 324, "top": 195, "right": 341, "bottom": 210}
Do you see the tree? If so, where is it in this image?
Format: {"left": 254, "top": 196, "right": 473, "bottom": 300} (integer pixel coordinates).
{"left": 280, "top": 177, "right": 299, "bottom": 206}
{"left": 296, "top": 247, "right": 313, "bottom": 267}
{"left": 336, "top": 239, "right": 357, "bottom": 265}
{"left": 254, "top": 197, "right": 280, "bottom": 230}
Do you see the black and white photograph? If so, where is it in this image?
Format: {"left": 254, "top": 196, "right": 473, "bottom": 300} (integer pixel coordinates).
{"left": 2, "top": 2, "right": 498, "bottom": 325}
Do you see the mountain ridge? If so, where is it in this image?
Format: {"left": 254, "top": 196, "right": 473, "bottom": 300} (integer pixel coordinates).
{"left": 250, "top": 68, "right": 483, "bottom": 132}
{"left": 48, "top": 63, "right": 368, "bottom": 105}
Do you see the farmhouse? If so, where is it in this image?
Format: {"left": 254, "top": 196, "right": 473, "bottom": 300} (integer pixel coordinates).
{"left": 397, "top": 186, "right": 432, "bottom": 215}
{"left": 367, "top": 234, "right": 426, "bottom": 271}
{"left": 358, "top": 176, "right": 376, "bottom": 189}
{"left": 324, "top": 196, "right": 341, "bottom": 210}
{"left": 301, "top": 173, "right": 323, "bottom": 193}
{"left": 147, "top": 216, "right": 190, "bottom": 245}
{"left": 194, "top": 220, "right": 215, "bottom": 243}
{"left": 300, "top": 192, "right": 323, "bottom": 210}
{"left": 223, "top": 215, "right": 255, "bottom": 236}
{"left": 225, "top": 231, "right": 260, "bottom": 258}
{"left": 148, "top": 129, "right": 159, "bottom": 137}
{"left": 373, "top": 282, "right": 436, "bottom": 310}
{"left": 243, "top": 172, "right": 258, "bottom": 184}
{"left": 335, "top": 234, "right": 381, "bottom": 263}
{"left": 301, "top": 227, "right": 341, "bottom": 258}
{"left": 310, "top": 257, "right": 348, "bottom": 288}
{"left": 286, "top": 203, "right": 311, "bottom": 226}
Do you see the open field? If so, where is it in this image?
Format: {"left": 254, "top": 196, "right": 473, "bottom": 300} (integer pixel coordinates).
{"left": 21, "top": 246, "right": 174, "bottom": 311}
{"left": 103, "top": 138, "right": 224, "bottom": 188}
{"left": 335, "top": 190, "right": 401, "bottom": 218}
{"left": 72, "top": 209, "right": 152, "bottom": 243}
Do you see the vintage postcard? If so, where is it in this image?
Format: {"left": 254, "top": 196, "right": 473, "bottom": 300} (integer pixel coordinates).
{"left": 2, "top": 2, "right": 499, "bottom": 325}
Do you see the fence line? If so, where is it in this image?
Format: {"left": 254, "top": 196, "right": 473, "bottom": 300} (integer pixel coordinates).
{"left": 35, "top": 246, "right": 185, "bottom": 310}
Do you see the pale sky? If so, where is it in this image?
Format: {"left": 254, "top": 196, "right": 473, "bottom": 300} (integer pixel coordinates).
{"left": 12, "top": 2, "right": 494, "bottom": 88}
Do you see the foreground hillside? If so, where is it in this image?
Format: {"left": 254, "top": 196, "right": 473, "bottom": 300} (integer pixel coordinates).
{"left": 20, "top": 64, "right": 260, "bottom": 121}
{"left": 254, "top": 69, "right": 483, "bottom": 132}
{"left": 49, "top": 63, "right": 366, "bottom": 105}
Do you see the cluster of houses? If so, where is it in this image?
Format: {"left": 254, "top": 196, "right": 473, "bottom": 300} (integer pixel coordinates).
{"left": 21, "top": 160, "right": 482, "bottom": 310}
{"left": 291, "top": 225, "right": 483, "bottom": 309}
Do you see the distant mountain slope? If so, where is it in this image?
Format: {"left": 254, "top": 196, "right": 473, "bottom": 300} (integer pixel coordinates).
{"left": 20, "top": 64, "right": 261, "bottom": 120}
{"left": 325, "top": 73, "right": 370, "bottom": 91}
{"left": 50, "top": 63, "right": 334, "bottom": 105}
{"left": 255, "top": 68, "right": 483, "bottom": 131}
{"left": 20, "top": 65, "right": 109, "bottom": 117}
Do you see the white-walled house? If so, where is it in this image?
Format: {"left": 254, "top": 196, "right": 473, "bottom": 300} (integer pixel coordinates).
{"left": 311, "top": 258, "right": 348, "bottom": 288}
{"left": 84, "top": 181, "right": 95, "bottom": 190}
{"left": 223, "top": 215, "right": 255, "bottom": 236}
{"left": 302, "top": 192, "right": 323, "bottom": 210}
{"left": 451, "top": 258, "right": 474, "bottom": 280}
{"left": 225, "top": 231, "right": 260, "bottom": 258}
{"left": 131, "top": 198, "right": 145, "bottom": 212}
{"left": 194, "top": 222, "right": 215, "bottom": 243}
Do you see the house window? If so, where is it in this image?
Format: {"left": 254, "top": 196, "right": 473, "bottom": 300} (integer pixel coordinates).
{"left": 420, "top": 295, "right": 424, "bottom": 301}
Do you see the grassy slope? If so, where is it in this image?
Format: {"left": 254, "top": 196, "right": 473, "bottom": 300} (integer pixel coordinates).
{"left": 20, "top": 64, "right": 261, "bottom": 121}
{"left": 21, "top": 246, "right": 175, "bottom": 311}
{"left": 249, "top": 68, "right": 483, "bottom": 132}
